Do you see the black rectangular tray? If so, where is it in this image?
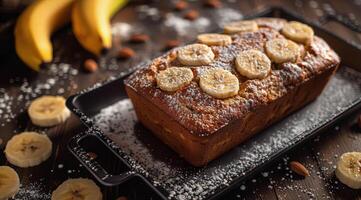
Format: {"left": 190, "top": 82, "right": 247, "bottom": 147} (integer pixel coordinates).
{"left": 66, "top": 7, "right": 361, "bottom": 200}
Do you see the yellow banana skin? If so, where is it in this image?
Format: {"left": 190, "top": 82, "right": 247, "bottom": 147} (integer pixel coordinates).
{"left": 15, "top": 0, "right": 74, "bottom": 71}
{"left": 72, "top": 0, "right": 128, "bottom": 55}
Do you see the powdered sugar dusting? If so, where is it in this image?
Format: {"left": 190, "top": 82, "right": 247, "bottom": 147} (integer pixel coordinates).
{"left": 214, "top": 7, "right": 243, "bottom": 27}
{"left": 14, "top": 181, "right": 51, "bottom": 200}
{"left": 111, "top": 22, "right": 133, "bottom": 40}
{"left": 0, "top": 63, "right": 78, "bottom": 127}
{"left": 164, "top": 13, "right": 211, "bottom": 37}
{"left": 92, "top": 67, "right": 361, "bottom": 199}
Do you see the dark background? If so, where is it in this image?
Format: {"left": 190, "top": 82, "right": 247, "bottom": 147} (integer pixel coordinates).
{"left": 0, "top": 0, "right": 361, "bottom": 199}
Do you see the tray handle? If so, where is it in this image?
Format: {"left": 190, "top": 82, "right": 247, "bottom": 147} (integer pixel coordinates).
{"left": 68, "top": 132, "right": 134, "bottom": 186}
{"left": 319, "top": 11, "right": 361, "bottom": 33}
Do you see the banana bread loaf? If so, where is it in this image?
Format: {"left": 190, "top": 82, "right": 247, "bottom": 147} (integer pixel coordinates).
{"left": 125, "top": 18, "right": 340, "bottom": 166}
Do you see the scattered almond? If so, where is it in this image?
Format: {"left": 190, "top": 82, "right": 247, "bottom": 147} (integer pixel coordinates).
{"left": 204, "top": 0, "right": 222, "bottom": 8}
{"left": 165, "top": 39, "right": 181, "bottom": 50}
{"left": 0, "top": 137, "right": 2, "bottom": 145}
{"left": 184, "top": 10, "right": 199, "bottom": 21}
{"left": 83, "top": 59, "right": 98, "bottom": 73}
{"left": 118, "top": 47, "right": 135, "bottom": 59}
{"left": 358, "top": 115, "right": 361, "bottom": 129}
{"left": 290, "top": 161, "right": 310, "bottom": 177}
{"left": 86, "top": 152, "right": 97, "bottom": 160}
{"left": 175, "top": 0, "right": 188, "bottom": 11}
{"left": 116, "top": 197, "right": 128, "bottom": 200}
{"left": 130, "top": 34, "right": 150, "bottom": 43}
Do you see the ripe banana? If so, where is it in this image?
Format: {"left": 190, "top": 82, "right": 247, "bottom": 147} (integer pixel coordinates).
{"left": 14, "top": 0, "right": 74, "bottom": 71}
{"left": 72, "top": 0, "right": 128, "bottom": 55}
{"left": 177, "top": 44, "right": 215, "bottom": 66}
{"left": 335, "top": 152, "right": 361, "bottom": 189}
{"left": 265, "top": 38, "right": 300, "bottom": 64}
{"left": 28, "top": 96, "right": 71, "bottom": 127}
{"left": 5, "top": 132, "right": 52, "bottom": 168}
{"left": 0, "top": 166, "right": 20, "bottom": 200}
{"left": 197, "top": 33, "right": 232, "bottom": 46}
{"left": 235, "top": 49, "right": 271, "bottom": 79}
{"left": 199, "top": 68, "right": 239, "bottom": 99}
{"left": 281, "top": 21, "right": 314, "bottom": 44}
{"left": 51, "top": 178, "right": 102, "bottom": 200}
{"left": 156, "top": 67, "right": 194, "bottom": 92}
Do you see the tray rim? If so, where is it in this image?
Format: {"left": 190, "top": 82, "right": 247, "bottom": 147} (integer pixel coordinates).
{"left": 66, "top": 6, "right": 361, "bottom": 200}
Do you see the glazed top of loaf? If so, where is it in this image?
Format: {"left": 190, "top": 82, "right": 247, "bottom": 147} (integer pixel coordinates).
{"left": 125, "top": 18, "right": 340, "bottom": 137}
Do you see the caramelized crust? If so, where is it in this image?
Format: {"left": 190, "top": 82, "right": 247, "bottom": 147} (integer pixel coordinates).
{"left": 125, "top": 18, "right": 340, "bottom": 166}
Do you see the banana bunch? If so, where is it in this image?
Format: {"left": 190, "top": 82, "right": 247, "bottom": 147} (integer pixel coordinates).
{"left": 72, "top": 0, "right": 128, "bottom": 55}
{"left": 14, "top": 0, "right": 128, "bottom": 71}
{"left": 15, "top": 0, "right": 73, "bottom": 71}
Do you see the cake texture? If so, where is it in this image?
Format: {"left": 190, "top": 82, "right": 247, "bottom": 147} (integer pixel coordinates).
{"left": 124, "top": 18, "right": 340, "bottom": 166}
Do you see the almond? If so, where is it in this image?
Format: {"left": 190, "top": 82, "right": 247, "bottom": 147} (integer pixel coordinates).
{"left": 116, "top": 197, "right": 127, "bottom": 200}
{"left": 130, "top": 34, "right": 150, "bottom": 43}
{"left": 83, "top": 59, "right": 98, "bottom": 73}
{"left": 290, "top": 161, "right": 310, "bottom": 177}
{"left": 0, "top": 137, "right": 2, "bottom": 145}
{"left": 118, "top": 47, "right": 135, "bottom": 59}
{"left": 204, "top": 0, "right": 222, "bottom": 8}
{"left": 165, "top": 39, "right": 181, "bottom": 50}
{"left": 175, "top": 0, "right": 188, "bottom": 11}
{"left": 184, "top": 10, "right": 199, "bottom": 21}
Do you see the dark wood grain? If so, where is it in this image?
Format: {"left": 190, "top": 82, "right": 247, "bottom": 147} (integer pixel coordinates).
{"left": 0, "top": 0, "right": 361, "bottom": 199}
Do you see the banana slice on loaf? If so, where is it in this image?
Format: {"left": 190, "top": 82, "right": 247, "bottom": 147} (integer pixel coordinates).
{"left": 235, "top": 49, "right": 271, "bottom": 79}
{"left": 197, "top": 33, "right": 232, "bottom": 46}
{"left": 28, "top": 96, "right": 70, "bottom": 127}
{"left": 265, "top": 38, "right": 300, "bottom": 64}
{"left": 177, "top": 44, "right": 215, "bottom": 66}
{"left": 5, "top": 132, "right": 52, "bottom": 168}
{"left": 156, "top": 67, "right": 194, "bottom": 92}
{"left": 224, "top": 20, "right": 258, "bottom": 34}
{"left": 51, "top": 178, "right": 102, "bottom": 200}
{"left": 281, "top": 21, "right": 314, "bottom": 44}
{"left": 199, "top": 68, "right": 239, "bottom": 99}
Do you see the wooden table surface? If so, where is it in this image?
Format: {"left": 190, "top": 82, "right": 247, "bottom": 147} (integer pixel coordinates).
{"left": 1, "top": 0, "right": 361, "bottom": 199}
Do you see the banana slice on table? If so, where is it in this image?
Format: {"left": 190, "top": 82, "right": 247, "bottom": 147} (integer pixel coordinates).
{"left": 52, "top": 178, "right": 102, "bottom": 200}
{"left": 28, "top": 96, "right": 71, "bottom": 127}
{"left": 335, "top": 152, "right": 361, "bottom": 189}
{"left": 224, "top": 20, "right": 258, "bottom": 34}
{"left": 0, "top": 166, "right": 20, "bottom": 200}
{"left": 197, "top": 33, "right": 232, "bottom": 46}
{"left": 281, "top": 21, "right": 314, "bottom": 44}
{"left": 5, "top": 132, "right": 52, "bottom": 168}
{"left": 265, "top": 38, "right": 300, "bottom": 64}
{"left": 199, "top": 68, "right": 239, "bottom": 99}
{"left": 156, "top": 67, "right": 194, "bottom": 92}
{"left": 177, "top": 44, "right": 215, "bottom": 66}
{"left": 235, "top": 49, "right": 271, "bottom": 79}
